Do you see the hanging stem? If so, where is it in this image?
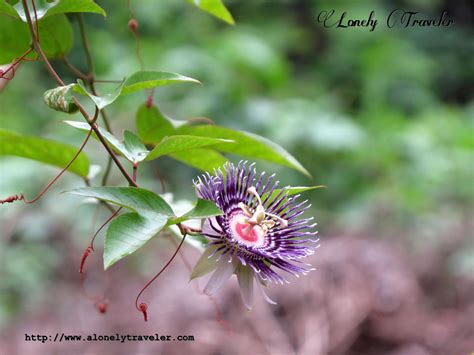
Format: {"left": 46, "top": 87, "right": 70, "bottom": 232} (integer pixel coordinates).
{"left": 135, "top": 233, "right": 187, "bottom": 321}
{"left": 22, "top": 0, "right": 136, "bottom": 187}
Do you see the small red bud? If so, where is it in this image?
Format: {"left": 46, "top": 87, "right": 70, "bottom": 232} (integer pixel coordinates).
{"left": 128, "top": 18, "right": 138, "bottom": 32}
{"left": 96, "top": 301, "right": 108, "bottom": 314}
{"left": 146, "top": 95, "right": 153, "bottom": 108}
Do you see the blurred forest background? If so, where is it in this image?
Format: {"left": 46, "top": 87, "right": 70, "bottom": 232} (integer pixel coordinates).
{"left": 0, "top": 0, "right": 473, "bottom": 354}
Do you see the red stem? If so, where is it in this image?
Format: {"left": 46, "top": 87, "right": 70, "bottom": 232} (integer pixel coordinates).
{"left": 80, "top": 207, "right": 122, "bottom": 274}
{"left": 135, "top": 233, "right": 188, "bottom": 321}
{"left": 21, "top": 0, "right": 138, "bottom": 188}
{"left": 1, "top": 128, "right": 93, "bottom": 205}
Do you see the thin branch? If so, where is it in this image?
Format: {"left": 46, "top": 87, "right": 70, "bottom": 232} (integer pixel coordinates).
{"left": 21, "top": 0, "right": 137, "bottom": 187}
{"left": 62, "top": 57, "right": 91, "bottom": 82}
{"left": 77, "top": 14, "right": 94, "bottom": 75}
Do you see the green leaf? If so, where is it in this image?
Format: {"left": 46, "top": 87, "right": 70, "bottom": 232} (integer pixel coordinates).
{"left": 65, "top": 121, "right": 149, "bottom": 164}
{"left": 68, "top": 187, "right": 175, "bottom": 216}
{"left": 0, "top": 13, "right": 72, "bottom": 63}
{"left": 43, "top": 84, "right": 78, "bottom": 113}
{"left": 136, "top": 104, "right": 175, "bottom": 144}
{"left": 0, "top": 14, "right": 31, "bottom": 63}
{"left": 262, "top": 185, "right": 326, "bottom": 202}
{"left": 73, "top": 79, "right": 124, "bottom": 110}
{"left": 170, "top": 198, "right": 223, "bottom": 224}
{"left": 146, "top": 135, "right": 233, "bottom": 161}
{"left": 0, "top": 128, "right": 89, "bottom": 177}
{"left": 169, "top": 148, "right": 228, "bottom": 171}
{"left": 187, "top": 0, "right": 234, "bottom": 25}
{"left": 104, "top": 212, "right": 167, "bottom": 269}
{"left": 123, "top": 130, "right": 149, "bottom": 163}
{"left": 176, "top": 125, "right": 310, "bottom": 176}
{"left": 38, "top": 14, "right": 73, "bottom": 59}
{"left": 0, "top": 1, "right": 18, "bottom": 18}
{"left": 121, "top": 71, "right": 200, "bottom": 95}
{"left": 11, "top": 0, "right": 105, "bottom": 22}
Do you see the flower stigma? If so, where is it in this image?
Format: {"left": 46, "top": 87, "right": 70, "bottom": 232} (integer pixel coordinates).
{"left": 232, "top": 186, "right": 288, "bottom": 247}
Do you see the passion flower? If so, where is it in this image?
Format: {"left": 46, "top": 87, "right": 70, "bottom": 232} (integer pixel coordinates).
{"left": 191, "top": 161, "right": 319, "bottom": 309}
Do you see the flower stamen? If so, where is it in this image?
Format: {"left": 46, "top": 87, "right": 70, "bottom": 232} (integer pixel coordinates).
{"left": 241, "top": 187, "right": 288, "bottom": 230}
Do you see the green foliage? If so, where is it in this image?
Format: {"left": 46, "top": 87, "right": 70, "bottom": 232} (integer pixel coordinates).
{"left": 146, "top": 135, "right": 233, "bottom": 160}
{"left": 104, "top": 212, "right": 168, "bottom": 269}
{"left": 1, "top": 0, "right": 471, "bottom": 321}
{"left": 262, "top": 185, "right": 327, "bottom": 202}
{"left": 186, "top": 0, "right": 234, "bottom": 25}
{"left": 136, "top": 104, "right": 175, "bottom": 144}
{"left": 73, "top": 79, "right": 124, "bottom": 110}
{"left": 36, "top": 14, "right": 73, "bottom": 57}
{"left": 0, "top": 1, "right": 17, "bottom": 18}
{"left": 170, "top": 198, "right": 223, "bottom": 224}
{"left": 68, "top": 187, "right": 174, "bottom": 216}
{"left": 121, "top": 71, "right": 200, "bottom": 95}
{"left": 169, "top": 148, "right": 227, "bottom": 171}
{"left": 0, "top": 129, "right": 89, "bottom": 177}
{"left": 122, "top": 130, "right": 148, "bottom": 163}
{"left": 0, "top": 15, "right": 30, "bottom": 63}
{"left": 68, "top": 187, "right": 225, "bottom": 267}
{"left": 2, "top": 0, "right": 106, "bottom": 21}
{"left": 176, "top": 125, "right": 310, "bottom": 176}
{"left": 65, "top": 120, "right": 141, "bottom": 163}
{"left": 71, "top": 71, "right": 199, "bottom": 109}
{"left": 0, "top": 13, "right": 72, "bottom": 63}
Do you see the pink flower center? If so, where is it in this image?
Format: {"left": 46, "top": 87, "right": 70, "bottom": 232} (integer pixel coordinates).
{"left": 235, "top": 222, "right": 259, "bottom": 242}
{"left": 229, "top": 213, "right": 265, "bottom": 247}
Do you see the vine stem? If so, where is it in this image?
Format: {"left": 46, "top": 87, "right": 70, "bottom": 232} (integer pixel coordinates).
{"left": 21, "top": 0, "right": 137, "bottom": 188}
{"left": 135, "top": 233, "right": 187, "bottom": 321}
{"left": 0, "top": 127, "right": 94, "bottom": 205}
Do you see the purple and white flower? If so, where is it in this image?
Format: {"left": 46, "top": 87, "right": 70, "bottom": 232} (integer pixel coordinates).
{"left": 191, "top": 161, "right": 319, "bottom": 309}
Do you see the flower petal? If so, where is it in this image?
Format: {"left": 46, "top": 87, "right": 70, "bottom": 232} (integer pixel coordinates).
{"left": 190, "top": 245, "right": 221, "bottom": 280}
{"left": 237, "top": 265, "right": 254, "bottom": 310}
{"left": 257, "top": 278, "right": 277, "bottom": 305}
{"left": 203, "top": 257, "right": 236, "bottom": 295}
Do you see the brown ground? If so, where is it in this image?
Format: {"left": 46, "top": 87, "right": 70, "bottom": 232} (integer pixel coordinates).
{"left": 1, "top": 232, "right": 473, "bottom": 355}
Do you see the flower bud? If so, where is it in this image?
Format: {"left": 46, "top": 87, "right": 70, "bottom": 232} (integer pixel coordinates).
{"left": 128, "top": 18, "right": 138, "bottom": 32}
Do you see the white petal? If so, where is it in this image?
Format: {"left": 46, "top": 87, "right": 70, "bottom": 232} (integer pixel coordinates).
{"left": 189, "top": 245, "right": 221, "bottom": 280}
{"left": 202, "top": 217, "right": 222, "bottom": 236}
{"left": 203, "top": 257, "right": 236, "bottom": 295}
{"left": 257, "top": 278, "right": 277, "bottom": 305}
{"left": 237, "top": 265, "right": 254, "bottom": 310}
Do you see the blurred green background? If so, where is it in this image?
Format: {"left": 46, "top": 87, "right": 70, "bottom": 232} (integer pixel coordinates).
{"left": 0, "top": 0, "right": 473, "bottom": 353}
